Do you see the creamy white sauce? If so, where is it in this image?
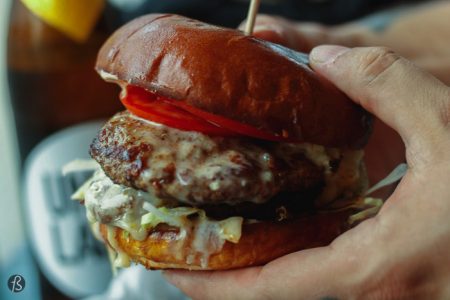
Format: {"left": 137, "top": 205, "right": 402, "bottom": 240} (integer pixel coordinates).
{"left": 106, "top": 225, "right": 131, "bottom": 268}
{"left": 80, "top": 169, "right": 162, "bottom": 240}
{"left": 99, "top": 70, "right": 119, "bottom": 82}
{"left": 75, "top": 168, "right": 243, "bottom": 268}
{"left": 192, "top": 220, "right": 226, "bottom": 268}
{"left": 140, "top": 201, "right": 243, "bottom": 268}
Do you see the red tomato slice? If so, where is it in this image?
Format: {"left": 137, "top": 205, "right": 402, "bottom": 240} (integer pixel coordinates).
{"left": 121, "top": 85, "right": 298, "bottom": 142}
{"left": 121, "top": 86, "right": 236, "bottom": 136}
{"left": 165, "top": 99, "right": 294, "bottom": 142}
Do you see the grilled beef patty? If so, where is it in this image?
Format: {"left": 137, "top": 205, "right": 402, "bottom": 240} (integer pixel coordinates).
{"left": 90, "top": 111, "right": 328, "bottom": 206}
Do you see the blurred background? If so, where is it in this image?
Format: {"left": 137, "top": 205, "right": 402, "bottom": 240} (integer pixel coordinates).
{"left": 0, "top": 0, "right": 438, "bottom": 299}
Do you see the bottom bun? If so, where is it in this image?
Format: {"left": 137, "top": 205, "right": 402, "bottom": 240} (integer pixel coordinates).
{"left": 99, "top": 209, "right": 353, "bottom": 270}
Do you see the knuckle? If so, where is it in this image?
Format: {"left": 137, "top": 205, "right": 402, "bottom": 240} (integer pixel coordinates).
{"left": 358, "top": 47, "right": 401, "bottom": 86}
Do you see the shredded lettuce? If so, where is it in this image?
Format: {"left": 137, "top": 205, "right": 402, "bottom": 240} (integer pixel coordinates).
{"left": 365, "top": 163, "right": 408, "bottom": 196}
{"left": 62, "top": 159, "right": 100, "bottom": 200}
{"left": 141, "top": 203, "right": 198, "bottom": 228}
{"left": 319, "top": 163, "right": 408, "bottom": 225}
{"left": 348, "top": 197, "right": 384, "bottom": 225}
{"left": 62, "top": 159, "right": 99, "bottom": 175}
{"left": 141, "top": 202, "right": 243, "bottom": 244}
{"left": 70, "top": 175, "right": 95, "bottom": 200}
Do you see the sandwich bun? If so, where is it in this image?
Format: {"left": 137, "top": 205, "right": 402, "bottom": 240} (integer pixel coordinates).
{"left": 96, "top": 14, "right": 372, "bottom": 149}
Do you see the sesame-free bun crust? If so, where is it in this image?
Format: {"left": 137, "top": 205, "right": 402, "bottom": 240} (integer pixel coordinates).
{"left": 100, "top": 210, "right": 352, "bottom": 270}
{"left": 96, "top": 14, "right": 371, "bottom": 149}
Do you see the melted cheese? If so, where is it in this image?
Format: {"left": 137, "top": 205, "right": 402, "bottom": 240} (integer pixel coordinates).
{"left": 99, "top": 70, "right": 119, "bottom": 82}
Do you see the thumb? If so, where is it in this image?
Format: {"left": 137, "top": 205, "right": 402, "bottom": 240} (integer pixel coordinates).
{"left": 310, "top": 46, "right": 450, "bottom": 167}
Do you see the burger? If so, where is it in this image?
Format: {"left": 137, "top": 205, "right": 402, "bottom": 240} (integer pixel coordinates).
{"left": 72, "top": 14, "right": 376, "bottom": 270}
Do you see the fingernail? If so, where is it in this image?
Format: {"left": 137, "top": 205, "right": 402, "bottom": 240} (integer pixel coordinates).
{"left": 310, "top": 45, "right": 350, "bottom": 64}
{"left": 253, "top": 24, "right": 283, "bottom": 37}
{"left": 254, "top": 24, "right": 269, "bottom": 32}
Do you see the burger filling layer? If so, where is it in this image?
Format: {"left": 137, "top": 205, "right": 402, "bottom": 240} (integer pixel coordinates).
{"left": 75, "top": 111, "right": 367, "bottom": 268}
{"left": 90, "top": 111, "right": 365, "bottom": 206}
{"left": 73, "top": 168, "right": 243, "bottom": 268}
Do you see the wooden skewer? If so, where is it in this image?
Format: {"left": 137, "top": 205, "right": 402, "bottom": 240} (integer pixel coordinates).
{"left": 244, "top": 0, "right": 261, "bottom": 35}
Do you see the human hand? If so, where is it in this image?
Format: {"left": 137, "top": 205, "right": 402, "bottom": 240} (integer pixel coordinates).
{"left": 164, "top": 46, "right": 450, "bottom": 299}
{"left": 238, "top": 14, "right": 374, "bottom": 52}
{"left": 240, "top": 14, "right": 404, "bottom": 192}
{"left": 240, "top": 7, "right": 450, "bottom": 86}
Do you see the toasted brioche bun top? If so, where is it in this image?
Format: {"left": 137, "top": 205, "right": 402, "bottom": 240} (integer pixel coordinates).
{"left": 96, "top": 14, "right": 372, "bottom": 148}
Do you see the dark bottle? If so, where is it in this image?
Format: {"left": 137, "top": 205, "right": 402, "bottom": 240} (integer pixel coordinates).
{"left": 7, "top": 0, "right": 121, "bottom": 161}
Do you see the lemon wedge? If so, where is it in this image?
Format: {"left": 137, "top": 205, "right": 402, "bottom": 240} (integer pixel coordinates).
{"left": 21, "top": 0, "right": 105, "bottom": 42}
